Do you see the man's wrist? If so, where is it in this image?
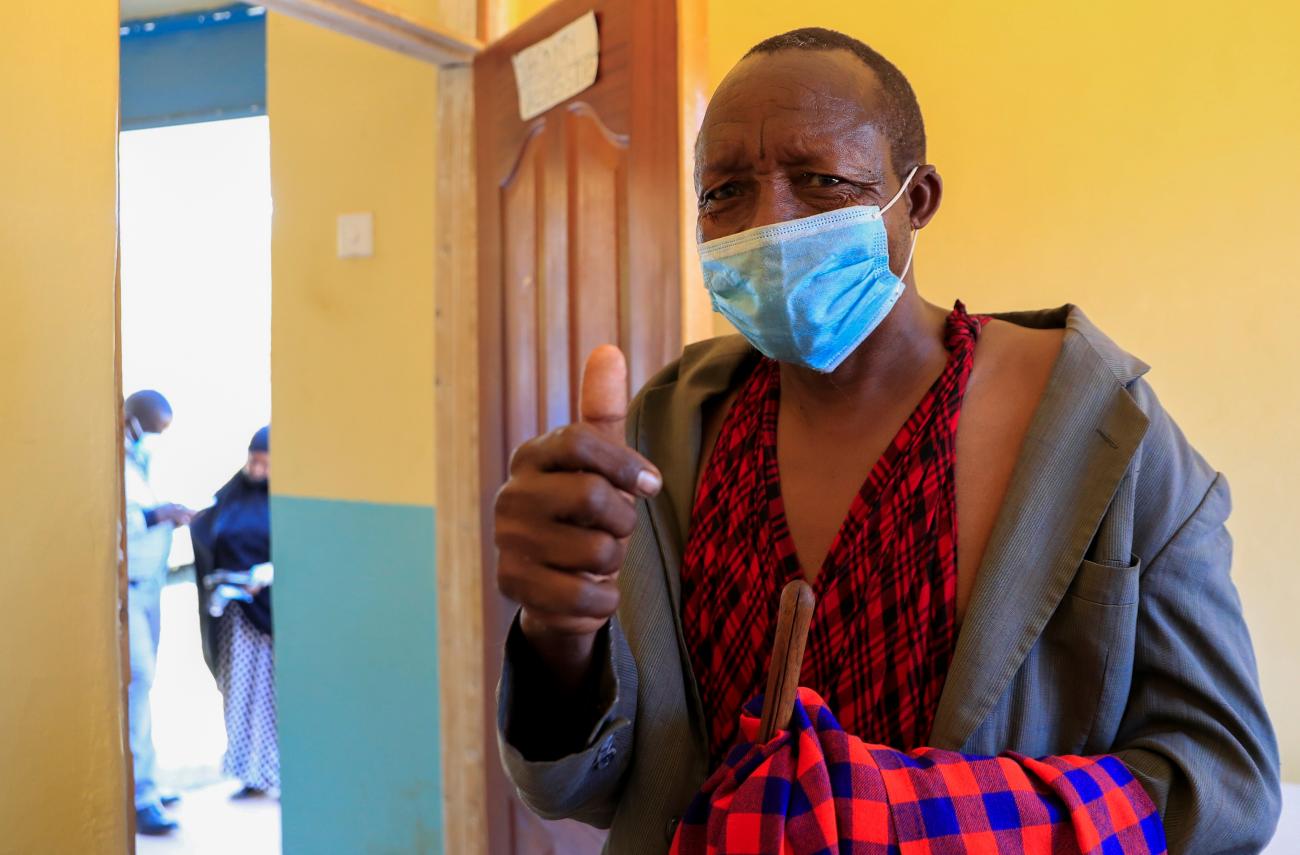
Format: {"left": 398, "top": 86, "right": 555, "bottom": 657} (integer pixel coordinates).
{"left": 518, "top": 610, "right": 604, "bottom": 691}
{"left": 506, "top": 614, "right": 612, "bottom": 761}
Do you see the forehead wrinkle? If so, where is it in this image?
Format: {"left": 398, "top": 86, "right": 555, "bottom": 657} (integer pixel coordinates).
{"left": 768, "top": 114, "right": 881, "bottom": 162}
{"left": 698, "top": 123, "right": 883, "bottom": 179}
{"left": 708, "top": 68, "right": 866, "bottom": 119}
{"left": 698, "top": 92, "right": 886, "bottom": 179}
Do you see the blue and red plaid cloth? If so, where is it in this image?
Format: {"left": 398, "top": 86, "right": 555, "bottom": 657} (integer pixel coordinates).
{"left": 671, "top": 688, "right": 1166, "bottom": 855}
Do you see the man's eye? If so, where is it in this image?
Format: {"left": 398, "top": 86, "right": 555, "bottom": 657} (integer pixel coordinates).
{"left": 806, "top": 174, "right": 843, "bottom": 188}
{"left": 702, "top": 183, "right": 740, "bottom": 204}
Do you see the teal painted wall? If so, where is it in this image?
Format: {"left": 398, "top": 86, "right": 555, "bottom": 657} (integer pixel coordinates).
{"left": 272, "top": 495, "right": 443, "bottom": 854}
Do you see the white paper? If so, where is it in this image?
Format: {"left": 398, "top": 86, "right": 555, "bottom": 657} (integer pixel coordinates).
{"left": 511, "top": 11, "right": 600, "bottom": 122}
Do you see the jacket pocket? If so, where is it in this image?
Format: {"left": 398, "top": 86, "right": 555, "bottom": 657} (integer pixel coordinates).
{"left": 1032, "top": 557, "right": 1141, "bottom": 753}
{"left": 1064, "top": 557, "right": 1141, "bottom": 753}
{"left": 1068, "top": 556, "right": 1141, "bottom": 606}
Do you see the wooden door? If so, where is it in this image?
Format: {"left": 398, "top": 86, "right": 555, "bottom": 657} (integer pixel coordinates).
{"left": 476, "top": 1, "right": 689, "bottom": 853}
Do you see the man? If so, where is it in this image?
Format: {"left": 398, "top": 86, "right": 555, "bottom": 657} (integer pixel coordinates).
{"left": 123, "top": 390, "right": 193, "bottom": 835}
{"left": 493, "top": 28, "right": 1279, "bottom": 854}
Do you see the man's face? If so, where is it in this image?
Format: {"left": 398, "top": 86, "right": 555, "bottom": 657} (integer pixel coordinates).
{"left": 147, "top": 412, "right": 173, "bottom": 435}
{"left": 696, "top": 49, "right": 913, "bottom": 265}
{"left": 244, "top": 451, "right": 270, "bottom": 483}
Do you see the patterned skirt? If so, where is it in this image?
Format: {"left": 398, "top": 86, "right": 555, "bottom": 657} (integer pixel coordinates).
{"left": 217, "top": 605, "right": 280, "bottom": 792}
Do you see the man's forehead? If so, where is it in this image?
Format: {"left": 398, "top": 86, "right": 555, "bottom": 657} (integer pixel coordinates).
{"left": 699, "top": 118, "right": 883, "bottom": 165}
{"left": 702, "top": 52, "right": 894, "bottom": 167}
{"left": 706, "top": 50, "right": 882, "bottom": 121}
{"left": 698, "top": 50, "right": 887, "bottom": 157}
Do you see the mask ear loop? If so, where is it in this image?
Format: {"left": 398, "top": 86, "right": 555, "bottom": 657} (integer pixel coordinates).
{"left": 879, "top": 165, "right": 920, "bottom": 216}
{"left": 899, "top": 230, "right": 919, "bottom": 280}
{"left": 881, "top": 165, "right": 921, "bottom": 280}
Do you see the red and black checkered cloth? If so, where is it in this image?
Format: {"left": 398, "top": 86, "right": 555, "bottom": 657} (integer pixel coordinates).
{"left": 675, "top": 304, "right": 1166, "bottom": 851}
{"left": 670, "top": 688, "right": 1166, "bottom": 855}
{"left": 682, "top": 304, "right": 985, "bottom": 764}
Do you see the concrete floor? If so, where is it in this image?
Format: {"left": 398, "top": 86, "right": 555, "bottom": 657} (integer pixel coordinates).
{"left": 136, "top": 780, "right": 279, "bottom": 855}
{"left": 136, "top": 579, "right": 280, "bottom": 853}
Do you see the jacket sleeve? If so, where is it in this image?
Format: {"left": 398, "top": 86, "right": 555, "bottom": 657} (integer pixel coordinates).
{"left": 496, "top": 613, "right": 639, "bottom": 828}
{"left": 1111, "top": 388, "right": 1281, "bottom": 852}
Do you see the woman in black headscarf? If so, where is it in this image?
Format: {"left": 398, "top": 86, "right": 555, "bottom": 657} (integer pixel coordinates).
{"left": 191, "top": 426, "right": 278, "bottom": 797}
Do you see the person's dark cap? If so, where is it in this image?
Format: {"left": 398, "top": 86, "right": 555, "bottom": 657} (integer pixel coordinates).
{"left": 249, "top": 425, "right": 270, "bottom": 453}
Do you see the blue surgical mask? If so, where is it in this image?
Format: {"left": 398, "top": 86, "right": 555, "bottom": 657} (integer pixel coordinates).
{"left": 699, "top": 166, "right": 919, "bottom": 373}
{"left": 129, "top": 434, "right": 155, "bottom": 473}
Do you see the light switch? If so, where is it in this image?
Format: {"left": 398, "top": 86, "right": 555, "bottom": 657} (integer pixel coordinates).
{"left": 337, "top": 212, "right": 374, "bottom": 258}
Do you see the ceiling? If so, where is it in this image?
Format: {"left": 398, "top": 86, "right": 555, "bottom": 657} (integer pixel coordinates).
{"left": 120, "top": 0, "right": 251, "bottom": 22}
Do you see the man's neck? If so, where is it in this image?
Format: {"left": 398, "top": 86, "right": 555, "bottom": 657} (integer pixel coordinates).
{"left": 777, "top": 285, "right": 950, "bottom": 424}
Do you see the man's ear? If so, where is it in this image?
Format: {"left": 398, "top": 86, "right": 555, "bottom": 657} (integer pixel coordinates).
{"left": 908, "top": 165, "right": 943, "bottom": 230}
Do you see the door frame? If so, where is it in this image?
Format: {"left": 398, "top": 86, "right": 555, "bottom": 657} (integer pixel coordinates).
{"left": 257, "top": 3, "right": 707, "bottom": 854}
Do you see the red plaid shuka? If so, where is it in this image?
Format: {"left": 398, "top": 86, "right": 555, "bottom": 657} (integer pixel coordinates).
{"left": 670, "top": 689, "right": 1167, "bottom": 855}
{"left": 682, "top": 303, "right": 986, "bottom": 763}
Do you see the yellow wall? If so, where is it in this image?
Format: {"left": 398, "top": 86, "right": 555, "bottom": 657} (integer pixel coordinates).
{"left": 269, "top": 13, "right": 439, "bottom": 507}
{"left": 268, "top": 14, "right": 449, "bottom": 852}
{"left": 509, "top": 0, "right": 551, "bottom": 25}
{"left": 706, "top": 2, "right": 1300, "bottom": 778}
{"left": 0, "top": 4, "right": 130, "bottom": 853}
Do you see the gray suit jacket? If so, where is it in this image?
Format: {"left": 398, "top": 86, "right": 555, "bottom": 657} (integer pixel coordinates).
{"left": 498, "top": 306, "right": 1280, "bottom": 854}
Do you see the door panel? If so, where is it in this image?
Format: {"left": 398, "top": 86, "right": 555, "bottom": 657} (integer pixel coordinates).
{"left": 566, "top": 105, "right": 628, "bottom": 415}
{"left": 476, "top": 1, "right": 687, "bottom": 853}
{"left": 500, "top": 127, "right": 545, "bottom": 449}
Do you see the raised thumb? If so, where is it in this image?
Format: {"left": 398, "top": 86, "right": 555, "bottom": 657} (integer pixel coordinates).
{"left": 579, "top": 345, "right": 628, "bottom": 444}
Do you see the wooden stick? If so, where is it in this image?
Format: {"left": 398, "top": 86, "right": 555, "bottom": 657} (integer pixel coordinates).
{"left": 756, "top": 580, "right": 816, "bottom": 743}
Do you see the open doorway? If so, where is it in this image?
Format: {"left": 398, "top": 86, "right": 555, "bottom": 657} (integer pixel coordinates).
{"left": 118, "top": 5, "right": 277, "bottom": 849}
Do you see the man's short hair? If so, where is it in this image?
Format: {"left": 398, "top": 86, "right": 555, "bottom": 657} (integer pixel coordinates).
{"left": 744, "top": 27, "right": 926, "bottom": 180}
{"left": 125, "top": 389, "right": 172, "bottom": 421}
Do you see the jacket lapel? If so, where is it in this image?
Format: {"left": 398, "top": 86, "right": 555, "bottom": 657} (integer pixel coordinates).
{"left": 633, "top": 335, "right": 758, "bottom": 742}
{"left": 927, "top": 311, "right": 1151, "bottom": 749}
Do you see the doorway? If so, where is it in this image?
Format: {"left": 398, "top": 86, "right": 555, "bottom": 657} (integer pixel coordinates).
{"left": 118, "top": 2, "right": 278, "bottom": 849}
{"left": 119, "top": 114, "right": 278, "bottom": 854}
{"left": 114, "top": 2, "right": 702, "bottom": 853}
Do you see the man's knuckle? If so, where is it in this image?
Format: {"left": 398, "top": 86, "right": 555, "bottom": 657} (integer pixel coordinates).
{"left": 578, "top": 533, "right": 615, "bottom": 570}
{"left": 506, "top": 440, "right": 534, "bottom": 474}
{"left": 597, "top": 535, "right": 622, "bottom": 568}
{"left": 496, "top": 570, "right": 520, "bottom": 600}
{"left": 493, "top": 527, "right": 514, "bottom": 552}
{"left": 493, "top": 520, "right": 532, "bottom": 555}
{"left": 493, "top": 483, "right": 515, "bottom": 516}
{"left": 556, "top": 422, "right": 585, "bottom": 450}
{"left": 571, "top": 579, "right": 602, "bottom": 616}
{"left": 576, "top": 474, "right": 606, "bottom": 517}
{"left": 615, "top": 504, "right": 638, "bottom": 538}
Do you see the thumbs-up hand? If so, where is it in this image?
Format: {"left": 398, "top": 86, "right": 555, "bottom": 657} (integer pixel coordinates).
{"left": 494, "top": 346, "right": 662, "bottom": 686}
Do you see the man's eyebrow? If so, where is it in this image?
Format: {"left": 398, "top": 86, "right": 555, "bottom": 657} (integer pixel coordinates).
{"left": 697, "top": 147, "right": 748, "bottom": 175}
{"left": 769, "top": 136, "right": 881, "bottom": 174}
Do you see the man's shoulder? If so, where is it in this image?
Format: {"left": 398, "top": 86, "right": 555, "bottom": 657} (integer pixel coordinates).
{"left": 990, "top": 304, "right": 1219, "bottom": 544}
{"left": 644, "top": 334, "right": 753, "bottom": 388}
{"left": 992, "top": 304, "right": 1151, "bottom": 387}
{"left": 631, "top": 334, "right": 756, "bottom": 414}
